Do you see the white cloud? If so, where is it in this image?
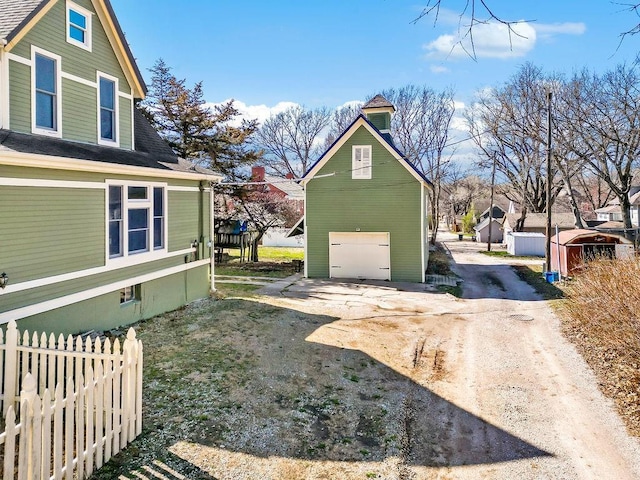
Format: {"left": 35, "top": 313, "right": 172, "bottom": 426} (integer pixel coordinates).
{"left": 425, "top": 21, "right": 537, "bottom": 59}
{"left": 430, "top": 65, "right": 450, "bottom": 74}
{"left": 206, "top": 99, "right": 300, "bottom": 126}
{"left": 424, "top": 18, "right": 586, "bottom": 61}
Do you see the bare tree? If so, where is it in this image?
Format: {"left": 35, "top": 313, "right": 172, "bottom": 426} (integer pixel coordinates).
{"left": 415, "top": 2, "right": 640, "bottom": 57}
{"left": 323, "top": 103, "right": 362, "bottom": 150}
{"left": 380, "top": 85, "right": 455, "bottom": 243}
{"left": 466, "top": 63, "right": 565, "bottom": 230}
{"left": 560, "top": 63, "right": 640, "bottom": 233}
{"left": 255, "top": 106, "right": 332, "bottom": 178}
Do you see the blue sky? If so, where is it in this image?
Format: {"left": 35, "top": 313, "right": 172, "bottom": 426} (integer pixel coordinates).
{"left": 110, "top": 1, "right": 639, "bottom": 125}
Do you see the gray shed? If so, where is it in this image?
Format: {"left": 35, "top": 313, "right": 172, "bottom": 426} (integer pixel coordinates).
{"left": 474, "top": 217, "right": 503, "bottom": 243}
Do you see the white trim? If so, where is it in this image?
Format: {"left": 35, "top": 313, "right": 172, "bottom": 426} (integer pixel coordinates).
{"left": 118, "top": 90, "right": 133, "bottom": 100}
{"left": 303, "top": 189, "right": 308, "bottom": 278}
{"left": 61, "top": 71, "right": 97, "bottom": 88}
{"left": 352, "top": 145, "right": 372, "bottom": 179}
{"left": 6, "top": 52, "right": 31, "bottom": 66}
{"left": 0, "top": 177, "right": 106, "bottom": 189}
{"left": 0, "top": 259, "right": 210, "bottom": 324}
{"left": 302, "top": 116, "right": 429, "bottom": 188}
{"left": 0, "top": 49, "right": 8, "bottom": 129}
{"left": 421, "top": 184, "right": 426, "bottom": 283}
{"left": 0, "top": 150, "right": 223, "bottom": 182}
{"left": 0, "top": 247, "right": 196, "bottom": 296}
{"left": 168, "top": 186, "right": 203, "bottom": 192}
{"left": 31, "top": 46, "right": 62, "bottom": 138}
{"left": 106, "top": 180, "right": 168, "bottom": 263}
{"left": 129, "top": 86, "right": 135, "bottom": 149}
{"left": 97, "top": 71, "right": 119, "bottom": 147}
{"left": 66, "top": 1, "right": 93, "bottom": 52}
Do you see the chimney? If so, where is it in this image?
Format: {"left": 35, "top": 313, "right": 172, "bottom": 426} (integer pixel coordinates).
{"left": 251, "top": 166, "right": 265, "bottom": 182}
{"left": 285, "top": 173, "right": 294, "bottom": 179}
{"left": 362, "top": 94, "right": 395, "bottom": 134}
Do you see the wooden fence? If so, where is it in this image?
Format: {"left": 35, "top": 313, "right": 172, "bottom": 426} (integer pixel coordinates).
{"left": 0, "top": 320, "right": 143, "bottom": 479}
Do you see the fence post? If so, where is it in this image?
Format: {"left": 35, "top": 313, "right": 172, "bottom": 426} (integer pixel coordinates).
{"left": 3, "top": 320, "right": 18, "bottom": 417}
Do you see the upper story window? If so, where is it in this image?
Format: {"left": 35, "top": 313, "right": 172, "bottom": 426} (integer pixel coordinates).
{"left": 66, "top": 1, "right": 92, "bottom": 51}
{"left": 352, "top": 145, "right": 372, "bottom": 179}
{"left": 32, "top": 47, "right": 61, "bottom": 137}
{"left": 98, "top": 74, "right": 118, "bottom": 145}
{"left": 108, "top": 182, "right": 167, "bottom": 261}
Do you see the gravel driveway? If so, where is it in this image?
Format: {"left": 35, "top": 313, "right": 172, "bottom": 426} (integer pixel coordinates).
{"left": 251, "top": 238, "right": 640, "bottom": 479}
{"left": 104, "top": 237, "right": 640, "bottom": 480}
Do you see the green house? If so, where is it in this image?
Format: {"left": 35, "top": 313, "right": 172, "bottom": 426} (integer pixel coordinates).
{"left": 301, "top": 95, "right": 432, "bottom": 283}
{"left": 0, "top": 0, "right": 221, "bottom": 334}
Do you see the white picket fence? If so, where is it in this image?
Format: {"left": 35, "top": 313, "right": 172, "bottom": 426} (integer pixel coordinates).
{"left": 0, "top": 320, "right": 143, "bottom": 479}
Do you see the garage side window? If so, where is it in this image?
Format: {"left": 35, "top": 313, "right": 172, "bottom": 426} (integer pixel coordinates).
{"left": 352, "top": 145, "right": 372, "bottom": 179}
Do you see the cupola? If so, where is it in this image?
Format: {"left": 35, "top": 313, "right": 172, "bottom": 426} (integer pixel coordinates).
{"left": 361, "top": 94, "right": 395, "bottom": 133}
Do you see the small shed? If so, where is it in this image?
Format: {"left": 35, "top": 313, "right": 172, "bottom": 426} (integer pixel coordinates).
{"left": 474, "top": 217, "right": 503, "bottom": 243}
{"left": 505, "top": 231, "right": 546, "bottom": 256}
{"left": 551, "top": 229, "right": 634, "bottom": 277}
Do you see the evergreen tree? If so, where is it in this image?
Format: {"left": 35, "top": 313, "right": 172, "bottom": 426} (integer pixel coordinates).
{"left": 141, "top": 59, "right": 261, "bottom": 180}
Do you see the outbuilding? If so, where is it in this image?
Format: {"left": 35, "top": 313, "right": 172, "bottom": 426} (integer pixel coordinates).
{"left": 474, "top": 217, "right": 503, "bottom": 243}
{"left": 505, "top": 231, "right": 546, "bottom": 256}
{"left": 550, "top": 229, "right": 634, "bottom": 277}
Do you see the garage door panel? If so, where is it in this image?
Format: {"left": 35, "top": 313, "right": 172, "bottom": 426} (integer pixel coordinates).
{"left": 329, "top": 232, "right": 390, "bottom": 280}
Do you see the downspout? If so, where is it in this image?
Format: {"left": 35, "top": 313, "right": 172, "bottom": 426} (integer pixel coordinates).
{"left": 209, "top": 181, "right": 216, "bottom": 292}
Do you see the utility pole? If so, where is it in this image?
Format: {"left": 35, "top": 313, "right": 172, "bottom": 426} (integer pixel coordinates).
{"left": 545, "top": 90, "right": 553, "bottom": 273}
{"left": 487, "top": 153, "right": 496, "bottom": 252}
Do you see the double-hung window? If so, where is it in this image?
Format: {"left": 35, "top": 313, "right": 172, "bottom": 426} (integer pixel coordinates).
{"left": 66, "top": 1, "right": 92, "bottom": 51}
{"left": 32, "top": 48, "right": 61, "bottom": 136}
{"left": 98, "top": 73, "right": 118, "bottom": 145}
{"left": 352, "top": 145, "right": 372, "bottom": 179}
{"left": 108, "top": 182, "right": 167, "bottom": 261}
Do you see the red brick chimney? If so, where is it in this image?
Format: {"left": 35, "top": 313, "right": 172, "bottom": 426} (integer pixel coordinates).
{"left": 251, "top": 166, "right": 265, "bottom": 182}
{"left": 285, "top": 172, "right": 294, "bottom": 179}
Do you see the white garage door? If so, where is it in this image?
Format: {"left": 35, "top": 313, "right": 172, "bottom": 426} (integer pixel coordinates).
{"left": 329, "top": 232, "right": 390, "bottom": 280}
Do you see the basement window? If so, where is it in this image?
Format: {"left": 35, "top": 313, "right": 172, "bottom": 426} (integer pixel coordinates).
{"left": 120, "top": 285, "right": 140, "bottom": 304}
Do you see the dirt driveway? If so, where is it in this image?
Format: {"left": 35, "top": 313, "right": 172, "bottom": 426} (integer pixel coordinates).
{"left": 100, "top": 240, "right": 640, "bottom": 480}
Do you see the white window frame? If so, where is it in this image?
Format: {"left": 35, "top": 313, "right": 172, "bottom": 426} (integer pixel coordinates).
{"left": 66, "top": 1, "right": 92, "bottom": 51}
{"left": 97, "top": 71, "right": 119, "bottom": 146}
{"left": 352, "top": 145, "right": 372, "bottom": 179}
{"left": 106, "top": 180, "right": 168, "bottom": 265}
{"left": 31, "top": 46, "right": 62, "bottom": 138}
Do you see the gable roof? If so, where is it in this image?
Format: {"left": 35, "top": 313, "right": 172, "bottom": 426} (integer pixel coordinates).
{"left": 264, "top": 174, "right": 304, "bottom": 200}
{"left": 0, "top": 0, "right": 146, "bottom": 97}
{"left": 302, "top": 114, "right": 432, "bottom": 188}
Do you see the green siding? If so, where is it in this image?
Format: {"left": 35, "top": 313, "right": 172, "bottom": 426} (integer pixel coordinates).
{"left": 8, "top": 0, "right": 133, "bottom": 146}
{"left": 306, "top": 125, "right": 425, "bottom": 282}
{"left": 0, "top": 186, "right": 105, "bottom": 284}
{"left": 168, "top": 190, "right": 202, "bottom": 252}
{"left": 62, "top": 78, "right": 97, "bottom": 142}
{"left": 16, "top": 265, "right": 210, "bottom": 335}
{"left": 8, "top": 61, "right": 30, "bottom": 133}
{"left": 119, "top": 96, "right": 132, "bottom": 149}
{"left": 0, "top": 167, "right": 211, "bottom": 327}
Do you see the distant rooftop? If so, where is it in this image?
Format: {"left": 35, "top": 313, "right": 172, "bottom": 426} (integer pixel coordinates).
{"left": 362, "top": 94, "right": 395, "bottom": 111}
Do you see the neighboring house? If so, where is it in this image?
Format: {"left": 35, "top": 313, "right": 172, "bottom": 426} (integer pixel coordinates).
{"left": 478, "top": 204, "right": 506, "bottom": 222}
{"left": 628, "top": 189, "right": 640, "bottom": 227}
{"left": 594, "top": 204, "right": 623, "bottom": 222}
{"left": 0, "top": 0, "right": 221, "bottom": 334}
{"left": 502, "top": 213, "right": 577, "bottom": 237}
{"left": 251, "top": 166, "right": 304, "bottom": 247}
{"left": 474, "top": 217, "right": 503, "bottom": 243}
{"left": 301, "top": 95, "right": 432, "bottom": 283}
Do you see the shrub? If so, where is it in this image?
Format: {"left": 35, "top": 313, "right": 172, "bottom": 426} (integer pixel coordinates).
{"left": 562, "top": 257, "right": 640, "bottom": 435}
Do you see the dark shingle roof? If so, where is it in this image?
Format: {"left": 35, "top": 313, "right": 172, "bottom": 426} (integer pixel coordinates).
{"left": 504, "top": 212, "right": 577, "bottom": 229}
{"left": 133, "top": 109, "right": 177, "bottom": 161}
{"left": 0, "top": 0, "right": 47, "bottom": 41}
{"left": 362, "top": 94, "right": 395, "bottom": 110}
